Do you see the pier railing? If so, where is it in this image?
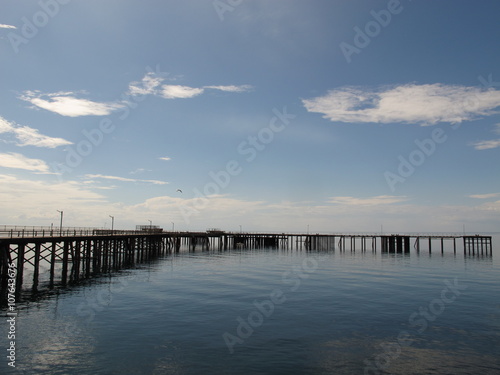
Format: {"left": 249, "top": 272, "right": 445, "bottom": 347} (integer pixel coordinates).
{"left": 0, "top": 226, "right": 176, "bottom": 239}
{"left": 0, "top": 226, "right": 492, "bottom": 240}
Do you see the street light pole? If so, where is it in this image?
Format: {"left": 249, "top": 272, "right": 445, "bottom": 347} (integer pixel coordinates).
{"left": 148, "top": 220, "right": 152, "bottom": 231}
{"left": 109, "top": 215, "right": 114, "bottom": 234}
{"left": 171, "top": 222, "right": 175, "bottom": 232}
{"left": 57, "top": 210, "right": 63, "bottom": 236}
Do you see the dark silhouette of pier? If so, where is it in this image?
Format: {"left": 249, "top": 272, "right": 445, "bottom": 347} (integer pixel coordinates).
{"left": 0, "top": 229, "right": 493, "bottom": 304}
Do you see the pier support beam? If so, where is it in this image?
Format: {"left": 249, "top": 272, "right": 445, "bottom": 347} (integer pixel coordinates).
{"left": 32, "top": 243, "right": 41, "bottom": 291}
{"left": 0, "top": 243, "right": 10, "bottom": 301}
{"left": 61, "top": 241, "right": 69, "bottom": 285}
{"left": 16, "top": 244, "right": 25, "bottom": 297}
{"left": 463, "top": 236, "right": 492, "bottom": 256}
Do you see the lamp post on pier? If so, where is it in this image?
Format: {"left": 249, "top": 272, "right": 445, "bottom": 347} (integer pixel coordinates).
{"left": 109, "top": 215, "right": 114, "bottom": 234}
{"left": 57, "top": 210, "right": 63, "bottom": 236}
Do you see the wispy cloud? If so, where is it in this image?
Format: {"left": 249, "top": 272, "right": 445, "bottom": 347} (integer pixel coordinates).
{"left": 22, "top": 75, "right": 252, "bottom": 117}
{"left": 0, "top": 116, "right": 72, "bottom": 148}
{"left": 0, "top": 174, "right": 106, "bottom": 223}
{"left": 127, "top": 73, "right": 251, "bottom": 100}
{"left": 0, "top": 152, "right": 50, "bottom": 173}
{"left": 328, "top": 195, "right": 408, "bottom": 206}
{"left": 85, "top": 174, "right": 168, "bottom": 185}
{"left": 471, "top": 123, "right": 500, "bottom": 150}
{"left": 469, "top": 192, "right": 500, "bottom": 199}
{"left": 128, "top": 72, "right": 165, "bottom": 96}
{"left": 160, "top": 85, "right": 204, "bottom": 99}
{"left": 471, "top": 139, "right": 500, "bottom": 150}
{"left": 129, "top": 168, "right": 152, "bottom": 175}
{"left": 303, "top": 84, "right": 500, "bottom": 125}
{"left": 0, "top": 24, "right": 16, "bottom": 29}
{"left": 203, "top": 85, "right": 253, "bottom": 93}
{"left": 158, "top": 156, "right": 171, "bottom": 161}
{"left": 20, "top": 91, "right": 125, "bottom": 117}
{"left": 0, "top": 176, "right": 498, "bottom": 231}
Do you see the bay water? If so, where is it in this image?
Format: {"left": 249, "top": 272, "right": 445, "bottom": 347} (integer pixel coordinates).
{"left": 1, "top": 235, "right": 499, "bottom": 374}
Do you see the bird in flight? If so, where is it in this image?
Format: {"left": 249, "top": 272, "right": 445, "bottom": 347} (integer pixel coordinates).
{"left": 176, "top": 189, "right": 183, "bottom": 193}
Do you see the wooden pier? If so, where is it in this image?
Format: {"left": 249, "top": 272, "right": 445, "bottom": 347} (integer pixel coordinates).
{"left": 0, "top": 230, "right": 493, "bottom": 304}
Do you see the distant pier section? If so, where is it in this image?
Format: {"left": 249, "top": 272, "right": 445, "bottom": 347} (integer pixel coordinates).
{"left": 0, "top": 226, "right": 493, "bottom": 303}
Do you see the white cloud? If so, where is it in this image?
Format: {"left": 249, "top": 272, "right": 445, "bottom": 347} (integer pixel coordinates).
{"left": 158, "top": 156, "right": 171, "bottom": 161}
{"left": 203, "top": 85, "right": 253, "bottom": 93}
{"left": 0, "top": 176, "right": 498, "bottom": 232}
{"left": 471, "top": 139, "right": 500, "bottom": 150}
{"left": 0, "top": 24, "right": 16, "bottom": 29}
{"left": 303, "top": 84, "right": 500, "bottom": 125}
{"left": 132, "top": 194, "right": 267, "bottom": 226}
{"left": 160, "top": 85, "right": 204, "bottom": 99}
{"left": 469, "top": 192, "right": 500, "bottom": 199}
{"left": 0, "top": 116, "right": 72, "bottom": 148}
{"left": 0, "top": 174, "right": 108, "bottom": 223}
{"left": 471, "top": 123, "right": 500, "bottom": 149}
{"left": 128, "top": 72, "right": 165, "bottom": 96}
{"left": 85, "top": 174, "right": 169, "bottom": 185}
{"left": 0, "top": 152, "right": 50, "bottom": 173}
{"left": 23, "top": 75, "right": 252, "bottom": 114}
{"left": 20, "top": 91, "right": 124, "bottom": 117}
{"left": 127, "top": 73, "right": 251, "bottom": 100}
{"left": 328, "top": 195, "right": 409, "bottom": 206}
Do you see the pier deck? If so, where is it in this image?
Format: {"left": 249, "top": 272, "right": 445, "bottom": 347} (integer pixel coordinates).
{"left": 0, "top": 230, "right": 493, "bottom": 303}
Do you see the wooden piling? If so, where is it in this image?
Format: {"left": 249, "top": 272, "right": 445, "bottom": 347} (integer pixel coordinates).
{"left": 15, "top": 243, "right": 25, "bottom": 298}
{"left": 0, "top": 243, "right": 10, "bottom": 300}
{"left": 404, "top": 236, "right": 410, "bottom": 253}
{"left": 32, "top": 243, "right": 41, "bottom": 291}
{"left": 61, "top": 241, "right": 69, "bottom": 286}
{"left": 396, "top": 236, "right": 402, "bottom": 253}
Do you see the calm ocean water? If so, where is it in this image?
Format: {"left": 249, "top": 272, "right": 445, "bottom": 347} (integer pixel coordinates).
{"left": 1, "top": 235, "right": 499, "bottom": 374}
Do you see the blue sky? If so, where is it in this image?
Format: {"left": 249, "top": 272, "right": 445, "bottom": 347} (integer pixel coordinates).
{"left": 1, "top": 0, "right": 500, "bottom": 233}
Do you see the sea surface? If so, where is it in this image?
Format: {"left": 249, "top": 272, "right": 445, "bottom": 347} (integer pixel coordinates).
{"left": 1, "top": 234, "right": 499, "bottom": 374}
